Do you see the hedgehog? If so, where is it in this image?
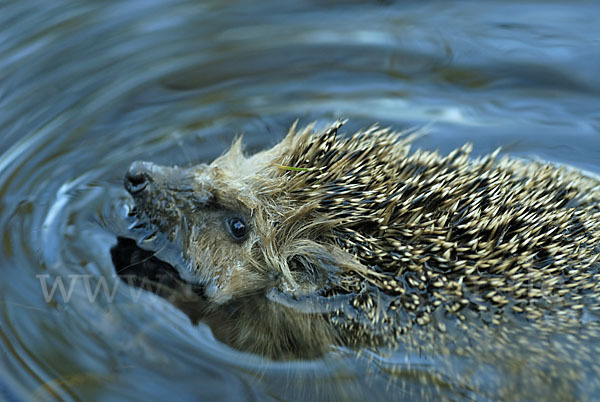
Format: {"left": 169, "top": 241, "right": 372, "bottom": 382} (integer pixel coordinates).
{"left": 112, "top": 120, "right": 600, "bottom": 398}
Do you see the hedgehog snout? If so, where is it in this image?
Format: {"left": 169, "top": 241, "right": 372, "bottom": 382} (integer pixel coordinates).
{"left": 125, "top": 161, "right": 155, "bottom": 195}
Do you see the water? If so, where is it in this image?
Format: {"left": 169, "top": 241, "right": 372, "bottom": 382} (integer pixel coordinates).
{"left": 1, "top": 0, "right": 599, "bottom": 400}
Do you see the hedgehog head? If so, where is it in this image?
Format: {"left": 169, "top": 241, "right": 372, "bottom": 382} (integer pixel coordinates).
{"left": 116, "top": 121, "right": 417, "bottom": 356}
{"left": 126, "top": 123, "right": 345, "bottom": 298}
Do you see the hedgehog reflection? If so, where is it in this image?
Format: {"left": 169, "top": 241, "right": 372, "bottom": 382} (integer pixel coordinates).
{"left": 112, "top": 120, "right": 600, "bottom": 397}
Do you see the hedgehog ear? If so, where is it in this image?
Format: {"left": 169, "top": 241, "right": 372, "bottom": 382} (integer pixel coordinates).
{"left": 286, "top": 242, "right": 367, "bottom": 288}
{"left": 288, "top": 255, "right": 324, "bottom": 286}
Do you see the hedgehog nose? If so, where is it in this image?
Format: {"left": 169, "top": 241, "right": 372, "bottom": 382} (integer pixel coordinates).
{"left": 125, "top": 161, "right": 152, "bottom": 194}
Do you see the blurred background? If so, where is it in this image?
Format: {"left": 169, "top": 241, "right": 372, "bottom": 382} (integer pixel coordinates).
{"left": 1, "top": 0, "right": 599, "bottom": 400}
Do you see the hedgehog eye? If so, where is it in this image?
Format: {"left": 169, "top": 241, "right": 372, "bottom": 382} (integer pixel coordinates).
{"left": 226, "top": 217, "right": 248, "bottom": 241}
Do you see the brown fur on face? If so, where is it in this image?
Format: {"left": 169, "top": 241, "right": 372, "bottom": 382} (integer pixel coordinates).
{"left": 118, "top": 120, "right": 600, "bottom": 381}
